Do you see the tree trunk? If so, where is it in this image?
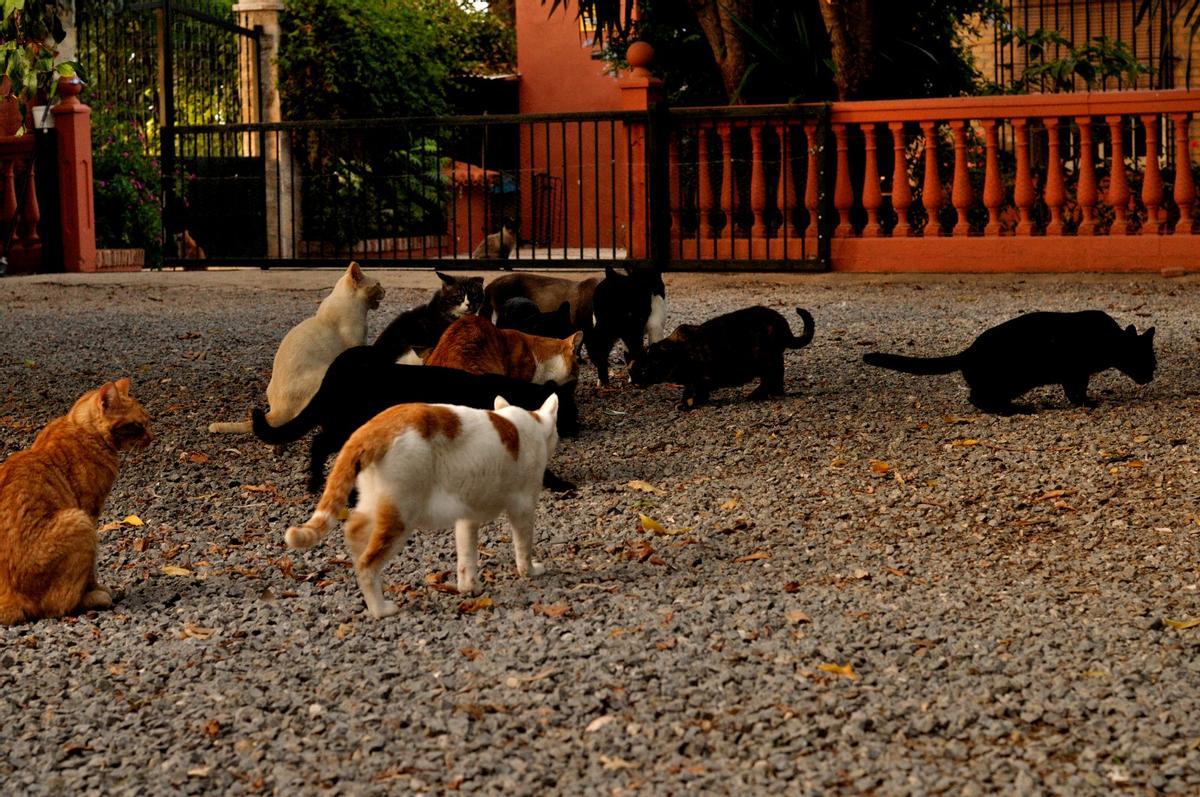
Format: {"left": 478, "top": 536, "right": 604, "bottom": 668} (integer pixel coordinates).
{"left": 817, "top": 0, "right": 877, "bottom": 99}
{"left": 687, "top": 0, "right": 753, "bottom": 102}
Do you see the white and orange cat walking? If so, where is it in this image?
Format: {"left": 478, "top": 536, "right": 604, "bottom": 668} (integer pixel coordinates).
{"left": 285, "top": 395, "right": 560, "bottom": 619}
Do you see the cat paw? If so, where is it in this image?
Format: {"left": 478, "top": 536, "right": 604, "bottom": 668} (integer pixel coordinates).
{"left": 457, "top": 580, "right": 481, "bottom": 596}
{"left": 80, "top": 588, "right": 113, "bottom": 611}
{"left": 368, "top": 601, "right": 400, "bottom": 619}
{"left": 524, "top": 561, "right": 546, "bottom": 578}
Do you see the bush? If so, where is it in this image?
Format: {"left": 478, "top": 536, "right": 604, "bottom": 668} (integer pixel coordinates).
{"left": 91, "top": 108, "right": 164, "bottom": 265}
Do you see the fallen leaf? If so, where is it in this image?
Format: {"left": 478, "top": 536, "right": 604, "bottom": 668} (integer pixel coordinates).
{"left": 1165, "top": 617, "right": 1200, "bottom": 630}
{"left": 133, "top": 538, "right": 148, "bottom": 552}
{"left": 161, "top": 565, "right": 192, "bottom": 577}
{"left": 734, "top": 551, "right": 770, "bottom": 563}
{"left": 187, "top": 452, "right": 210, "bottom": 464}
{"left": 626, "top": 480, "right": 666, "bottom": 497}
{"left": 851, "top": 568, "right": 870, "bottom": 580}
{"left": 241, "top": 484, "right": 272, "bottom": 493}
{"left": 98, "top": 521, "right": 122, "bottom": 533}
{"left": 720, "top": 498, "right": 739, "bottom": 511}
{"left": 460, "top": 647, "right": 481, "bottom": 661}
{"left": 785, "top": 610, "right": 811, "bottom": 624}
{"left": 885, "top": 567, "right": 908, "bottom": 578}
{"left": 950, "top": 438, "right": 980, "bottom": 447}
{"left": 429, "top": 583, "right": 460, "bottom": 595}
{"left": 586, "top": 715, "right": 615, "bottom": 733}
{"left": 425, "top": 571, "right": 452, "bottom": 585}
{"left": 202, "top": 720, "right": 221, "bottom": 738}
{"left": 817, "top": 662, "right": 859, "bottom": 681}
{"left": 123, "top": 515, "right": 144, "bottom": 527}
{"left": 869, "top": 460, "right": 890, "bottom": 474}
{"left": 638, "top": 514, "right": 666, "bottom": 534}
{"left": 533, "top": 603, "right": 571, "bottom": 619}
{"left": 783, "top": 581, "right": 801, "bottom": 593}
{"left": 829, "top": 458, "right": 846, "bottom": 468}
{"left": 599, "top": 755, "right": 638, "bottom": 771}
{"left": 335, "top": 623, "right": 353, "bottom": 640}
{"left": 1127, "top": 460, "right": 1145, "bottom": 468}
{"left": 179, "top": 623, "right": 215, "bottom": 640}
{"left": 187, "top": 767, "right": 211, "bottom": 778}
{"left": 458, "top": 596, "right": 494, "bottom": 614}
{"left": 655, "top": 637, "right": 677, "bottom": 650}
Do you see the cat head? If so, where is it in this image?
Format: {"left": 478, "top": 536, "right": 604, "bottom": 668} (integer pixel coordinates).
{"left": 70, "top": 378, "right": 153, "bottom": 451}
{"left": 337, "top": 262, "right": 385, "bottom": 309}
{"left": 531, "top": 330, "right": 585, "bottom": 385}
{"left": 495, "top": 391, "right": 560, "bottom": 457}
{"left": 629, "top": 325, "right": 698, "bottom": 387}
{"left": 434, "top": 271, "right": 485, "bottom": 317}
{"left": 594, "top": 266, "right": 660, "bottom": 340}
{"left": 1121, "top": 324, "right": 1157, "bottom": 385}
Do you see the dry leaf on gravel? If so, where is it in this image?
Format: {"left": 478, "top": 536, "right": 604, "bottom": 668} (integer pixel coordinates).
{"left": 638, "top": 513, "right": 666, "bottom": 533}
{"left": 1165, "top": 617, "right": 1200, "bottom": 630}
{"left": 425, "top": 571, "right": 452, "bottom": 585}
{"left": 627, "top": 480, "right": 666, "bottom": 496}
{"left": 202, "top": 720, "right": 221, "bottom": 738}
{"left": 720, "top": 498, "right": 739, "bottom": 511}
{"left": 533, "top": 603, "right": 571, "bottom": 619}
{"left": 783, "top": 581, "right": 801, "bottom": 593}
{"left": 187, "top": 767, "right": 211, "bottom": 778}
{"left": 599, "top": 755, "right": 638, "bottom": 771}
{"left": 817, "top": 662, "right": 858, "bottom": 681}
{"left": 178, "top": 623, "right": 215, "bottom": 640}
{"left": 460, "top": 647, "right": 482, "bottom": 661}
{"left": 186, "top": 452, "right": 209, "bottom": 464}
{"left": 734, "top": 551, "right": 770, "bottom": 563}
{"left": 161, "top": 565, "right": 192, "bottom": 577}
{"left": 123, "top": 515, "right": 144, "bottom": 527}
{"left": 950, "top": 438, "right": 980, "bottom": 447}
{"left": 458, "top": 596, "right": 494, "bottom": 614}
{"left": 785, "top": 610, "right": 811, "bottom": 624}
{"left": 869, "top": 460, "right": 890, "bottom": 474}
{"left": 586, "top": 715, "right": 615, "bottom": 733}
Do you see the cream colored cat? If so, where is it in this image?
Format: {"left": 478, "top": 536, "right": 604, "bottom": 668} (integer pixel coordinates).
{"left": 285, "top": 395, "right": 560, "bottom": 619}
{"left": 209, "top": 263, "right": 385, "bottom": 434}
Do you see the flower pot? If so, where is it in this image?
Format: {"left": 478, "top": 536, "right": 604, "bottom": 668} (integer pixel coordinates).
{"left": 93, "top": 248, "right": 145, "bottom": 272}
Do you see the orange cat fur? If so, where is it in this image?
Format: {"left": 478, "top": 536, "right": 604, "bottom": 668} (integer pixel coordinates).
{"left": 0, "top": 378, "right": 152, "bottom": 625}
{"left": 425, "top": 315, "right": 583, "bottom": 384}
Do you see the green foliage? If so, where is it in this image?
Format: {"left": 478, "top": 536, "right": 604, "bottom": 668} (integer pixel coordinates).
{"left": 1, "top": 0, "right": 80, "bottom": 115}
{"left": 92, "top": 108, "right": 164, "bottom": 265}
{"left": 995, "top": 27, "right": 1148, "bottom": 92}
{"left": 277, "top": 0, "right": 513, "bottom": 121}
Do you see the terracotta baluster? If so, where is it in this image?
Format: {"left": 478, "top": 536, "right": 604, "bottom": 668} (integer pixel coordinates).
{"left": 1140, "top": 114, "right": 1164, "bottom": 235}
{"left": 804, "top": 120, "right": 820, "bottom": 240}
{"left": 860, "top": 123, "right": 883, "bottom": 237}
{"left": 777, "top": 122, "right": 797, "bottom": 238}
{"left": 1173, "top": 112, "right": 1196, "bottom": 235}
{"left": 1012, "top": 118, "right": 1035, "bottom": 235}
{"left": 832, "top": 123, "right": 854, "bottom": 236}
{"left": 697, "top": 126, "right": 715, "bottom": 239}
{"left": 920, "top": 121, "right": 945, "bottom": 237}
{"left": 1075, "top": 117, "right": 1099, "bottom": 236}
{"left": 0, "top": 159, "right": 15, "bottom": 237}
{"left": 17, "top": 161, "right": 39, "bottom": 248}
{"left": 889, "top": 122, "right": 912, "bottom": 237}
{"left": 1043, "top": 117, "right": 1066, "bottom": 236}
{"left": 750, "top": 121, "right": 768, "bottom": 238}
{"left": 981, "top": 120, "right": 1003, "bottom": 235}
{"left": 1106, "top": 115, "right": 1131, "bottom": 235}
{"left": 717, "top": 122, "right": 734, "bottom": 239}
{"left": 949, "top": 120, "right": 973, "bottom": 237}
{"left": 668, "top": 132, "right": 681, "bottom": 240}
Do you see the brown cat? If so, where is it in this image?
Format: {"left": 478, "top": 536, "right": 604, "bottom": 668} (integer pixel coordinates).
{"left": 425, "top": 315, "right": 583, "bottom": 384}
{"left": 0, "top": 379, "right": 152, "bottom": 625}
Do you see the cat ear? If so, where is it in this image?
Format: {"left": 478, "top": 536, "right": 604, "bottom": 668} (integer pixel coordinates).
{"left": 435, "top": 271, "right": 455, "bottom": 286}
{"left": 568, "top": 330, "right": 585, "bottom": 354}
{"left": 1144, "top": 327, "right": 1156, "bottom": 341}
{"left": 538, "top": 392, "right": 559, "bottom": 419}
{"left": 605, "top": 265, "right": 618, "bottom": 279}
{"left": 1124, "top": 324, "right": 1137, "bottom": 336}
{"left": 97, "top": 382, "right": 118, "bottom": 411}
{"left": 115, "top": 377, "right": 132, "bottom": 394}
{"left": 494, "top": 395, "right": 511, "bottom": 410}
{"left": 346, "top": 262, "right": 364, "bottom": 284}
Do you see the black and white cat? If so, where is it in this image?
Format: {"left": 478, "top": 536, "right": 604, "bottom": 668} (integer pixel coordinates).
{"left": 373, "top": 271, "right": 484, "bottom": 362}
{"left": 863, "top": 310, "right": 1156, "bottom": 415}
{"left": 251, "top": 345, "right": 579, "bottom": 492}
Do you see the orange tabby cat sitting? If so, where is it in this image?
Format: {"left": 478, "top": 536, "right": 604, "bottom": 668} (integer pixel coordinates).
{"left": 0, "top": 378, "right": 152, "bottom": 625}
{"left": 425, "top": 315, "right": 583, "bottom": 384}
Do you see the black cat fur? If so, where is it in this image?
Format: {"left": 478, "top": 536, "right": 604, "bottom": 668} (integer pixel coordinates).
{"left": 252, "top": 346, "right": 580, "bottom": 492}
{"left": 630, "top": 306, "right": 815, "bottom": 409}
{"left": 373, "top": 271, "right": 484, "bottom": 360}
{"left": 496, "top": 298, "right": 576, "bottom": 339}
{"left": 863, "top": 310, "right": 1156, "bottom": 415}
{"left": 588, "top": 266, "right": 667, "bottom": 386}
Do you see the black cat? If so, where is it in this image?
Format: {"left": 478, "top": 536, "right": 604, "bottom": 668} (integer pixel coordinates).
{"left": 630, "top": 306, "right": 815, "bottom": 409}
{"left": 588, "top": 266, "right": 668, "bottom": 386}
{"left": 496, "top": 298, "right": 576, "bottom": 339}
{"left": 863, "top": 310, "right": 1156, "bottom": 415}
{"left": 251, "top": 346, "right": 580, "bottom": 492}
{"left": 374, "top": 271, "right": 484, "bottom": 360}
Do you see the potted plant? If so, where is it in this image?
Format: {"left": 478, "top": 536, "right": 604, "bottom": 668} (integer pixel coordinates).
{"left": 91, "top": 108, "right": 162, "bottom": 270}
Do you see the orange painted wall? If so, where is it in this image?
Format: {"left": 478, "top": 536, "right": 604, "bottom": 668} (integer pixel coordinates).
{"left": 515, "top": 1, "right": 632, "bottom": 253}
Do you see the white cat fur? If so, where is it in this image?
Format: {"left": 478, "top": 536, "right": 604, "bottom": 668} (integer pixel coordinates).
{"left": 285, "top": 394, "right": 560, "bottom": 619}
{"left": 208, "top": 263, "right": 384, "bottom": 434}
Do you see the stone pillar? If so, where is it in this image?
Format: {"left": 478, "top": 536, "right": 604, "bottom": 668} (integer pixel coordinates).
{"left": 51, "top": 76, "right": 96, "bottom": 272}
{"left": 618, "top": 41, "right": 663, "bottom": 260}
{"left": 233, "top": 0, "right": 294, "bottom": 258}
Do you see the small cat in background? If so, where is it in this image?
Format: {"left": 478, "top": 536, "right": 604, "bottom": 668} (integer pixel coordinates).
{"left": 209, "top": 262, "right": 385, "bottom": 434}
{"left": 426, "top": 315, "right": 583, "bottom": 384}
{"left": 631, "top": 306, "right": 815, "bottom": 409}
{"left": 374, "top": 271, "right": 484, "bottom": 363}
{"left": 471, "top": 225, "right": 515, "bottom": 259}
{"left": 0, "top": 379, "right": 152, "bottom": 625}
{"left": 285, "top": 395, "right": 560, "bottom": 619}
{"left": 174, "top": 229, "right": 206, "bottom": 259}
{"left": 864, "top": 310, "right": 1156, "bottom": 415}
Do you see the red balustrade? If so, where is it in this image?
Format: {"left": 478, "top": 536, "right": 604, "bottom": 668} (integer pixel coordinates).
{"left": 0, "top": 135, "right": 42, "bottom": 274}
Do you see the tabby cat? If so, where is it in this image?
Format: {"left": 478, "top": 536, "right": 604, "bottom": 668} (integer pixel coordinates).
{"left": 425, "top": 315, "right": 583, "bottom": 384}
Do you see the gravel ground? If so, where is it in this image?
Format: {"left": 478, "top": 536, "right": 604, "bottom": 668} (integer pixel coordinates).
{"left": 2, "top": 269, "right": 1200, "bottom": 796}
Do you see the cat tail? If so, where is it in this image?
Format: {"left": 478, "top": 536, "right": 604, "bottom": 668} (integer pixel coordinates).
{"left": 788, "top": 308, "right": 816, "bottom": 349}
{"left": 863, "top": 351, "right": 963, "bottom": 375}
{"left": 208, "top": 419, "right": 253, "bottom": 434}
{"left": 285, "top": 434, "right": 370, "bottom": 550}
{"left": 251, "top": 397, "right": 319, "bottom": 445}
